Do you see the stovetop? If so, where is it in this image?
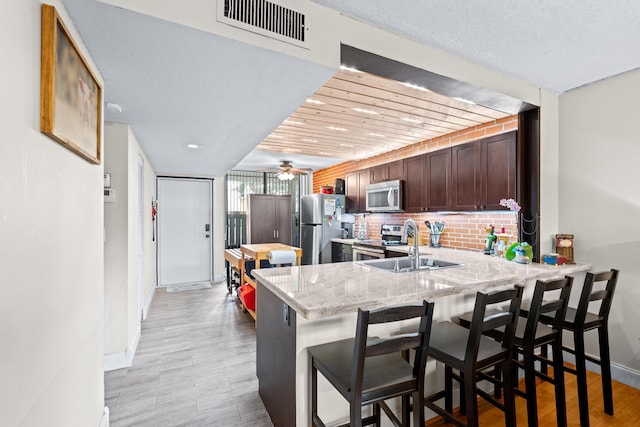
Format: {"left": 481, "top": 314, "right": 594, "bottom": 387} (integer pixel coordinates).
{"left": 353, "top": 239, "right": 403, "bottom": 248}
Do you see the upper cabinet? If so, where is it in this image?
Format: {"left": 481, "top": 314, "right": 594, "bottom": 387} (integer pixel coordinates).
{"left": 370, "top": 160, "right": 403, "bottom": 184}
{"left": 425, "top": 148, "right": 452, "bottom": 211}
{"left": 403, "top": 155, "right": 426, "bottom": 212}
{"left": 452, "top": 131, "right": 516, "bottom": 211}
{"left": 345, "top": 168, "right": 370, "bottom": 213}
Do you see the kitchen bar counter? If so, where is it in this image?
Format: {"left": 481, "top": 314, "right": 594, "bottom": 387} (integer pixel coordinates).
{"left": 253, "top": 247, "right": 589, "bottom": 320}
{"left": 253, "top": 249, "right": 590, "bottom": 426}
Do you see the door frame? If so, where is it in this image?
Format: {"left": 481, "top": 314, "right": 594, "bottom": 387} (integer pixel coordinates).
{"left": 156, "top": 176, "right": 214, "bottom": 286}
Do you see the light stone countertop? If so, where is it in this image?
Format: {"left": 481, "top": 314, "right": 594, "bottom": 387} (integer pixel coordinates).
{"left": 252, "top": 248, "right": 590, "bottom": 320}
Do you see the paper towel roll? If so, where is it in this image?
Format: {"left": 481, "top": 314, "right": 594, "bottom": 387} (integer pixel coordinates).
{"left": 268, "top": 250, "right": 296, "bottom": 265}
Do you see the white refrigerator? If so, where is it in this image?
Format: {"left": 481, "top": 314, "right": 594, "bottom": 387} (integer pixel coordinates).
{"left": 300, "top": 194, "right": 345, "bottom": 265}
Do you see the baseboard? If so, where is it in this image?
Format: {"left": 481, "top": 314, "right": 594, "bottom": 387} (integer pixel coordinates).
{"left": 142, "top": 284, "right": 156, "bottom": 320}
{"left": 562, "top": 351, "right": 640, "bottom": 389}
{"left": 103, "top": 325, "right": 141, "bottom": 372}
{"left": 99, "top": 406, "right": 109, "bottom": 427}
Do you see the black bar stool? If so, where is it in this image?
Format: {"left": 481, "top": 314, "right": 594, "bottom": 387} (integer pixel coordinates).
{"left": 535, "top": 269, "right": 619, "bottom": 427}
{"left": 456, "top": 276, "right": 573, "bottom": 426}
{"left": 308, "top": 300, "right": 434, "bottom": 427}
{"left": 424, "top": 285, "right": 523, "bottom": 427}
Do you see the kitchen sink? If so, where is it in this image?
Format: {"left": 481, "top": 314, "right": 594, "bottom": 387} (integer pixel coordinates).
{"left": 359, "top": 256, "right": 463, "bottom": 273}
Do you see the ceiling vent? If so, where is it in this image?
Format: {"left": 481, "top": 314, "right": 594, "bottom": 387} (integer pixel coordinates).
{"left": 218, "top": 0, "right": 307, "bottom": 48}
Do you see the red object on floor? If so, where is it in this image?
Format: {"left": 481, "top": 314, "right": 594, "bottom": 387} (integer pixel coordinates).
{"left": 239, "top": 284, "right": 256, "bottom": 310}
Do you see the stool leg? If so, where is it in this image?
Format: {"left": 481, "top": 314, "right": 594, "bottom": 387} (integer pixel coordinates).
{"left": 502, "top": 359, "right": 516, "bottom": 427}
{"left": 598, "top": 325, "right": 614, "bottom": 415}
{"left": 540, "top": 343, "right": 549, "bottom": 376}
{"left": 552, "top": 340, "right": 568, "bottom": 427}
{"left": 402, "top": 395, "right": 410, "bottom": 426}
{"left": 463, "top": 368, "right": 480, "bottom": 427}
{"left": 445, "top": 365, "right": 454, "bottom": 414}
{"left": 412, "top": 391, "right": 424, "bottom": 427}
{"left": 523, "top": 346, "right": 539, "bottom": 427}
{"left": 311, "top": 363, "right": 319, "bottom": 426}
{"left": 574, "top": 331, "right": 590, "bottom": 427}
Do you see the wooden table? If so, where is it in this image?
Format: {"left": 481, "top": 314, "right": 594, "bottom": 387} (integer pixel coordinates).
{"left": 239, "top": 243, "right": 302, "bottom": 320}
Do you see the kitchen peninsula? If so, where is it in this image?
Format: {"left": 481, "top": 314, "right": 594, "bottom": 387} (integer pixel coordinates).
{"left": 253, "top": 248, "right": 589, "bottom": 426}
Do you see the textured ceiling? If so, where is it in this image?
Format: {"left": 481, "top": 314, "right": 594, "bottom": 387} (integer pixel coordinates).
{"left": 314, "top": 0, "right": 640, "bottom": 93}
{"left": 62, "top": 0, "right": 640, "bottom": 177}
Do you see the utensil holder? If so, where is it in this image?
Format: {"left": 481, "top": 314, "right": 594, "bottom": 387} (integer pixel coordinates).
{"left": 429, "top": 233, "right": 442, "bottom": 248}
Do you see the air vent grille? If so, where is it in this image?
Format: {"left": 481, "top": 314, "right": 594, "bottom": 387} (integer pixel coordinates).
{"left": 220, "top": 0, "right": 306, "bottom": 46}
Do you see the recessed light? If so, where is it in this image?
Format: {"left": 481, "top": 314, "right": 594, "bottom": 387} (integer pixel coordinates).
{"left": 187, "top": 144, "right": 199, "bottom": 149}
{"left": 319, "top": 151, "right": 333, "bottom": 156}
{"left": 283, "top": 120, "right": 304, "bottom": 125}
{"left": 340, "top": 143, "right": 354, "bottom": 147}
{"left": 340, "top": 65, "right": 362, "bottom": 73}
{"left": 302, "top": 138, "right": 318, "bottom": 143}
{"left": 327, "top": 126, "right": 348, "bottom": 132}
{"left": 401, "top": 82, "right": 430, "bottom": 92}
{"left": 353, "top": 107, "right": 378, "bottom": 115}
{"left": 368, "top": 132, "right": 385, "bottom": 138}
{"left": 269, "top": 134, "right": 284, "bottom": 139}
{"left": 453, "top": 97, "right": 476, "bottom": 105}
{"left": 402, "top": 118, "right": 422, "bottom": 124}
{"left": 306, "top": 98, "right": 324, "bottom": 105}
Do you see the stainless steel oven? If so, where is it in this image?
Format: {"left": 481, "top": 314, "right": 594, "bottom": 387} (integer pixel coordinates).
{"left": 352, "top": 245, "right": 386, "bottom": 260}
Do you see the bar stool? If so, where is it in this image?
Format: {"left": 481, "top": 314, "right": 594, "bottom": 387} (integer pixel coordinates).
{"left": 456, "top": 276, "right": 573, "bottom": 426}
{"left": 536, "top": 269, "right": 619, "bottom": 427}
{"left": 424, "top": 285, "right": 523, "bottom": 427}
{"left": 308, "top": 300, "right": 434, "bottom": 427}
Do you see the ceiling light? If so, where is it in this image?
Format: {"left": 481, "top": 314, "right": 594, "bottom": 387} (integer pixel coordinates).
{"left": 340, "top": 143, "right": 354, "bottom": 147}
{"left": 319, "top": 151, "right": 333, "bottom": 156}
{"left": 187, "top": 144, "right": 199, "bottom": 149}
{"left": 401, "top": 82, "right": 430, "bottom": 92}
{"left": 402, "top": 117, "right": 422, "bottom": 124}
{"left": 368, "top": 132, "right": 385, "bottom": 138}
{"left": 453, "top": 97, "right": 476, "bottom": 105}
{"left": 269, "top": 134, "right": 283, "bottom": 139}
{"left": 283, "top": 120, "right": 304, "bottom": 125}
{"left": 306, "top": 98, "right": 324, "bottom": 105}
{"left": 353, "top": 107, "right": 378, "bottom": 115}
{"left": 302, "top": 138, "right": 318, "bottom": 143}
{"left": 284, "top": 148, "right": 301, "bottom": 152}
{"left": 277, "top": 172, "right": 295, "bottom": 181}
{"left": 327, "top": 126, "right": 348, "bottom": 132}
{"left": 339, "top": 65, "right": 362, "bottom": 73}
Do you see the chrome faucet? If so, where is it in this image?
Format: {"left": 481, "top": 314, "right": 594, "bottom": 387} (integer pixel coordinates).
{"left": 401, "top": 218, "right": 420, "bottom": 269}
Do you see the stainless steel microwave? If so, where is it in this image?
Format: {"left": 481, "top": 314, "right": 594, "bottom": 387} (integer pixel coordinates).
{"left": 365, "top": 180, "right": 403, "bottom": 212}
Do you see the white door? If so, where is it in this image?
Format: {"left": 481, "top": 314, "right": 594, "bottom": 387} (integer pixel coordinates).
{"left": 157, "top": 177, "right": 213, "bottom": 286}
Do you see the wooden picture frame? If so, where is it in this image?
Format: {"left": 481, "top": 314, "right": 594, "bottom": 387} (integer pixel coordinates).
{"left": 40, "top": 4, "right": 102, "bottom": 164}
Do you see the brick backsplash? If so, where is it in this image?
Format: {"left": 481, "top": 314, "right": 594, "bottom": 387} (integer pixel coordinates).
{"left": 358, "top": 211, "right": 519, "bottom": 252}
{"left": 313, "top": 115, "right": 520, "bottom": 252}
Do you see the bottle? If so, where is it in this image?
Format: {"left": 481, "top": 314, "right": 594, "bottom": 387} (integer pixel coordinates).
{"left": 484, "top": 226, "right": 497, "bottom": 255}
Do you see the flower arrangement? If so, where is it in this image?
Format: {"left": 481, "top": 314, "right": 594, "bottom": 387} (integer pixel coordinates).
{"left": 499, "top": 198, "right": 521, "bottom": 212}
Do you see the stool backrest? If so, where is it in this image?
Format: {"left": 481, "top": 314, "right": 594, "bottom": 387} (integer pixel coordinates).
{"left": 468, "top": 285, "right": 523, "bottom": 366}
{"left": 525, "top": 276, "right": 573, "bottom": 339}
{"left": 351, "top": 301, "right": 434, "bottom": 398}
{"left": 575, "top": 269, "right": 619, "bottom": 326}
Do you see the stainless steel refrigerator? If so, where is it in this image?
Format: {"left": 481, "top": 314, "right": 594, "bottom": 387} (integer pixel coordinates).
{"left": 300, "top": 194, "right": 345, "bottom": 265}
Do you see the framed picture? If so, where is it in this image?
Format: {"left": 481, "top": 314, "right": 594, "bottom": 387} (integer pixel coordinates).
{"left": 40, "top": 4, "right": 102, "bottom": 164}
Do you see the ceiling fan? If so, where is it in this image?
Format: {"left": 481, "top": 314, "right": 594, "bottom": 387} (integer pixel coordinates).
{"left": 260, "top": 160, "right": 312, "bottom": 180}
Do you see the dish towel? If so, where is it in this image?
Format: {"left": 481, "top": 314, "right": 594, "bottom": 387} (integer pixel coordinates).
{"left": 268, "top": 250, "right": 297, "bottom": 265}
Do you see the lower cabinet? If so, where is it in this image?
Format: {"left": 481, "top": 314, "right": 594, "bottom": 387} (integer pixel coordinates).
{"left": 331, "top": 242, "right": 353, "bottom": 263}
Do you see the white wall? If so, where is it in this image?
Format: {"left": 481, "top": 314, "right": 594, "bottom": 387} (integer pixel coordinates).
{"left": 213, "top": 177, "right": 226, "bottom": 281}
{"left": 0, "top": 1, "right": 105, "bottom": 425}
{"left": 103, "top": 122, "right": 157, "bottom": 366}
{"left": 559, "top": 69, "right": 640, "bottom": 377}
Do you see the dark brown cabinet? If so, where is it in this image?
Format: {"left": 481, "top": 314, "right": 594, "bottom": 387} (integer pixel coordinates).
{"left": 425, "top": 148, "right": 452, "bottom": 211}
{"left": 370, "top": 160, "right": 403, "bottom": 184}
{"left": 345, "top": 169, "right": 370, "bottom": 213}
{"left": 451, "top": 131, "right": 516, "bottom": 211}
{"left": 247, "top": 194, "right": 292, "bottom": 244}
{"left": 403, "top": 155, "right": 426, "bottom": 212}
{"left": 331, "top": 242, "right": 353, "bottom": 263}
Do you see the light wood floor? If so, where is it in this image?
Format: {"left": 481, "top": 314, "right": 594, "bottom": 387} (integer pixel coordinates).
{"left": 106, "top": 284, "right": 639, "bottom": 426}
{"left": 104, "top": 284, "right": 273, "bottom": 426}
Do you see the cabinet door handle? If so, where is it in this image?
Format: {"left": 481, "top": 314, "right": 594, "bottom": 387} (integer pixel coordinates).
{"left": 276, "top": 230, "right": 279, "bottom": 238}
{"left": 273, "top": 230, "right": 276, "bottom": 238}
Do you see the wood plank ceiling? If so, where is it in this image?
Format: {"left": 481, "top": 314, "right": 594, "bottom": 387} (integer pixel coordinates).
{"left": 256, "top": 68, "right": 512, "bottom": 161}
